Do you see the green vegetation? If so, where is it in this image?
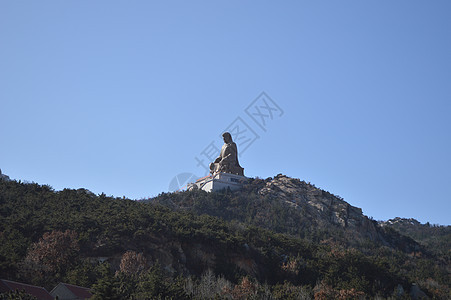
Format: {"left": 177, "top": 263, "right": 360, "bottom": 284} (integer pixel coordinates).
{"left": 382, "top": 218, "right": 451, "bottom": 256}
{"left": 0, "top": 179, "right": 449, "bottom": 299}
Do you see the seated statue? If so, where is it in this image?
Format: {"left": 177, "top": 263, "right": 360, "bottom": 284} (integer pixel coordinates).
{"left": 209, "top": 132, "right": 244, "bottom": 176}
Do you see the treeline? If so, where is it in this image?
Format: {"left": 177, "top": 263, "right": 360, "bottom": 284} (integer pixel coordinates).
{"left": 151, "top": 178, "right": 424, "bottom": 253}
{"left": 152, "top": 178, "right": 349, "bottom": 242}
{"left": 0, "top": 179, "right": 449, "bottom": 299}
{"left": 382, "top": 219, "right": 451, "bottom": 256}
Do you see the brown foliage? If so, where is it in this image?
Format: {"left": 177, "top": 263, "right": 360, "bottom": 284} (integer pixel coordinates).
{"left": 230, "top": 277, "right": 257, "bottom": 300}
{"left": 25, "top": 230, "right": 79, "bottom": 273}
{"left": 119, "top": 250, "right": 147, "bottom": 275}
{"left": 314, "top": 281, "right": 365, "bottom": 300}
{"left": 281, "top": 258, "right": 299, "bottom": 275}
{"left": 20, "top": 230, "right": 79, "bottom": 285}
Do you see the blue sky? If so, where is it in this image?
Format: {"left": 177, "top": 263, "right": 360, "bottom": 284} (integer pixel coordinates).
{"left": 1, "top": 1, "right": 450, "bottom": 225}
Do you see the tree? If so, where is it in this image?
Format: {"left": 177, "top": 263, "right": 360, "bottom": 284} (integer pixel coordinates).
{"left": 20, "top": 230, "right": 79, "bottom": 285}
{"left": 64, "top": 260, "right": 98, "bottom": 287}
{"left": 0, "top": 290, "right": 38, "bottom": 300}
{"left": 230, "top": 277, "right": 257, "bottom": 300}
{"left": 119, "top": 250, "right": 146, "bottom": 275}
{"left": 91, "top": 263, "right": 121, "bottom": 300}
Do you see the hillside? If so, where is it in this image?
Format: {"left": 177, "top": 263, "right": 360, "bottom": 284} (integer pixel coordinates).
{"left": 152, "top": 175, "right": 422, "bottom": 253}
{"left": 0, "top": 177, "right": 449, "bottom": 299}
{"left": 380, "top": 217, "right": 451, "bottom": 256}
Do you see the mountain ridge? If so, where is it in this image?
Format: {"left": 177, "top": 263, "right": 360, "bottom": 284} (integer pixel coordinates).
{"left": 0, "top": 175, "right": 449, "bottom": 299}
{"left": 152, "top": 174, "right": 423, "bottom": 254}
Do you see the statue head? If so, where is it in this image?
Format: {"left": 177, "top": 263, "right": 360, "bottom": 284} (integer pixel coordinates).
{"left": 222, "top": 132, "right": 232, "bottom": 143}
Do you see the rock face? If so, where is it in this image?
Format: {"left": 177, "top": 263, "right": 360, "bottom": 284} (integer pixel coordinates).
{"left": 379, "top": 217, "right": 421, "bottom": 227}
{"left": 256, "top": 175, "right": 424, "bottom": 251}
{"left": 258, "top": 174, "right": 380, "bottom": 241}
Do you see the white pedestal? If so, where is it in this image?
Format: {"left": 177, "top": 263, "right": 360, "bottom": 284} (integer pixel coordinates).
{"left": 187, "top": 172, "right": 247, "bottom": 192}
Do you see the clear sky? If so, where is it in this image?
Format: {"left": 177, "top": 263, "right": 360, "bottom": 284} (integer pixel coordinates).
{"left": 1, "top": 1, "right": 450, "bottom": 225}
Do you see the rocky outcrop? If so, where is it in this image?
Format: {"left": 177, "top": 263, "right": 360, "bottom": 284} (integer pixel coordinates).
{"left": 379, "top": 217, "right": 450, "bottom": 255}
{"left": 153, "top": 173, "right": 422, "bottom": 252}
{"left": 379, "top": 217, "right": 422, "bottom": 227}
{"left": 258, "top": 174, "right": 380, "bottom": 241}
{"left": 256, "top": 175, "right": 425, "bottom": 252}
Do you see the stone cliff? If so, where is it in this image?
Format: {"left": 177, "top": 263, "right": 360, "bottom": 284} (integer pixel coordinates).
{"left": 259, "top": 174, "right": 378, "bottom": 237}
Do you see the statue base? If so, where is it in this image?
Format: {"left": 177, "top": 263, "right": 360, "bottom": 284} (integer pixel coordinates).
{"left": 187, "top": 172, "right": 247, "bottom": 192}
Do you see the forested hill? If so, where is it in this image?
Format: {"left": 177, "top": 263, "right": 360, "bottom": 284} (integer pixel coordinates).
{"left": 151, "top": 174, "right": 424, "bottom": 253}
{"left": 379, "top": 217, "right": 451, "bottom": 256}
{"left": 0, "top": 177, "right": 449, "bottom": 299}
